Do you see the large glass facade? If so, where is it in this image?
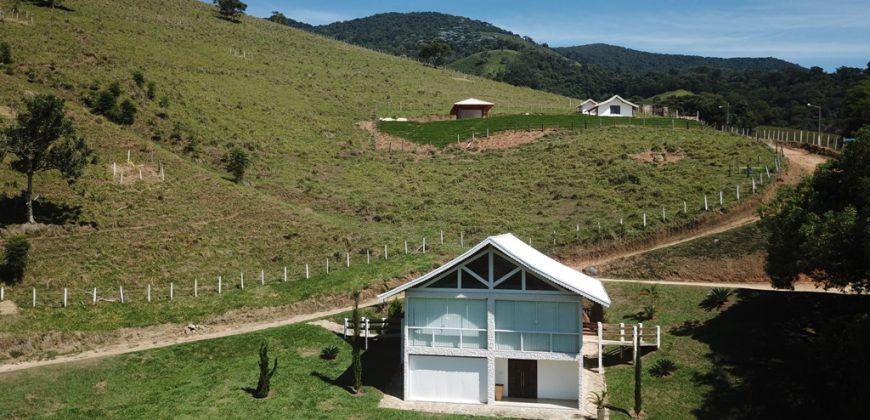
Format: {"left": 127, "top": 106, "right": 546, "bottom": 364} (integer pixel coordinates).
{"left": 407, "top": 298, "right": 487, "bottom": 349}
{"left": 494, "top": 300, "right": 580, "bottom": 353}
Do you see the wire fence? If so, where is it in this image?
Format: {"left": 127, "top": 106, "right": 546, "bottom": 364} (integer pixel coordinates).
{"left": 1, "top": 133, "right": 785, "bottom": 312}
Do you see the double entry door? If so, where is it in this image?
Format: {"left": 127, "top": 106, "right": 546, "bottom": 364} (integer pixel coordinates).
{"left": 507, "top": 359, "right": 537, "bottom": 399}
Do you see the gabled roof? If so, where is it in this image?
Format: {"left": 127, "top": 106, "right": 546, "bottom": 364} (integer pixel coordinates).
{"left": 595, "top": 95, "right": 639, "bottom": 109}
{"left": 377, "top": 233, "right": 611, "bottom": 306}
{"left": 580, "top": 99, "right": 598, "bottom": 106}
{"left": 453, "top": 98, "right": 494, "bottom": 106}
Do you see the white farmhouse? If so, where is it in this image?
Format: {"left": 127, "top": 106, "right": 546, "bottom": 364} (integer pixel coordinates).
{"left": 592, "top": 95, "right": 638, "bottom": 117}
{"left": 377, "top": 233, "right": 611, "bottom": 409}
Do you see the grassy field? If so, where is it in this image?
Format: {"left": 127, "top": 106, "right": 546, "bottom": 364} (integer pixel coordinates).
{"left": 4, "top": 282, "right": 865, "bottom": 418}
{"left": 601, "top": 223, "right": 770, "bottom": 282}
{"left": 0, "top": 0, "right": 771, "bottom": 338}
{"left": 646, "top": 89, "right": 695, "bottom": 102}
{"left": 0, "top": 323, "right": 460, "bottom": 419}
{"left": 379, "top": 114, "right": 703, "bottom": 146}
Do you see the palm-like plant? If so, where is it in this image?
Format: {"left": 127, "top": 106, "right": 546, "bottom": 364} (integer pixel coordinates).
{"left": 649, "top": 358, "right": 678, "bottom": 377}
{"left": 699, "top": 287, "right": 735, "bottom": 311}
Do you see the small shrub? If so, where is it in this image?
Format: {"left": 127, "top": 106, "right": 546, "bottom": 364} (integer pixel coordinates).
{"left": 0, "top": 41, "right": 12, "bottom": 65}
{"left": 640, "top": 304, "right": 656, "bottom": 320}
{"left": 107, "top": 81, "right": 121, "bottom": 98}
{"left": 132, "top": 70, "right": 145, "bottom": 88}
{"left": 320, "top": 345, "right": 340, "bottom": 360}
{"left": 387, "top": 298, "right": 403, "bottom": 318}
{"left": 225, "top": 147, "right": 249, "bottom": 183}
{"left": 1, "top": 235, "right": 30, "bottom": 284}
{"left": 586, "top": 390, "right": 607, "bottom": 408}
{"left": 91, "top": 89, "right": 117, "bottom": 114}
{"left": 253, "top": 340, "right": 277, "bottom": 399}
{"left": 146, "top": 81, "right": 156, "bottom": 100}
{"left": 639, "top": 284, "right": 659, "bottom": 300}
{"left": 699, "top": 288, "right": 734, "bottom": 312}
{"left": 158, "top": 96, "right": 169, "bottom": 108}
{"left": 649, "top": 358, "right": 677, "bottom": 377}
{"left": 109, "top": 99, "right": 137, "bottom": 125}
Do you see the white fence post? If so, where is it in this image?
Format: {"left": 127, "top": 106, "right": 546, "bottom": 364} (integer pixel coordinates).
{"left": 597, "top": 321, "right": 604, "bottom": 374}
{"left": 326, "top": 258, "right": 330, "bottom": 274}
{"left": 240, "top": 272, "right": 245, "bottom": 289}
{"left": 704, "top": 194, "right": 709, "bottom": 211}
{"left": 218, "top": 276, "right": 222, "bottom": 294}
{"left": 147, "top": 284, "right": 152, "bottom": 303}
{"left": 656, "top": 325, "right": 661, "bottom": 349}
{"left": 404, "top": 241, "right": 408, "bottom": 255}
{"left": 384, "top": 244, "right": 388, "bottom": 260}
{"left": 643, "top": 213, "right": 647, "bottom": 227}
{"left": 0, "top": 286, "right": 4, "bottom": 301}
{"left": 346, "top": 252, "right": 350, "bottom": 268}
{"left": 719, "top": 191, "right": 724, "bottom": 206}
{"left": 440, "top": 230, "right": 444, "bottom": 245}
{"left": 460, "top": 232, "right": 464, "bottom": 248}
{"left": 366, "top": 249, "right": 370, "bottom": 265}
{"left": 119, "top": 286, "right": 125, "bottom": 303}
{"left": 194, "top": 279, "right": 198, "bottom": 297}
{"left": 305, "top": 263, "right": 310, "bottom": 279}
{"left": 260, "top": 269, "right": 265, "bottom": 285}
{"left": 170, "top": 282, "right": 174, "bottom": 301}
{"left": 423, "top": 238, "right": 427, "bottom": 253}
{"left": 63, "top": 288, "right": 68, "bottom": 307}
{"left": 736, "top": 184, "right": 740, "bottom": 201}
{"left": 283, "top": 266, "right": 287, "bottom": 282}
{"left": 32, "top": 287, "right": 36, "bottom": 308}
{"left": 93, "top": 287, "right": 97, "bottom": 305}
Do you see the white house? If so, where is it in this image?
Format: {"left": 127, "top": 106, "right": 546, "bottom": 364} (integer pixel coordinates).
{"left": 578, "top": 99, "right": 598, "bottom": 115}
{"left": 592, "top": 95, "right": 638, "bottom": 117}
{"left": 377, "top": 233, "right": 611, "bottom": 409}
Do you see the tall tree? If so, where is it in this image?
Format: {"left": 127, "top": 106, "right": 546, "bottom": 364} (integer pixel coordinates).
{"left": 418, "top": 40, "right": 451, "bottom": 68}
{"left": 213, "top": 0, "right": 247, "bottom": 21}
{"left": 1, "top": 95, "right": 93, "bottom": 224}
{"left": 760, "top": 127, "right": 870, "bottom": 292}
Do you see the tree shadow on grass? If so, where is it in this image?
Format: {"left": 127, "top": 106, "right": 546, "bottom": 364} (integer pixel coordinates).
{"left": 689, "top": 289, "right": 870, "bottom": 418}
{"left": 310, "top": 337, "right": 402, "bottom": 398}
{"left": 24, "top": 1, "right": 75, "bottom": 12}
{"left": 0, "top": 192, "right": 84, "bottom": 227}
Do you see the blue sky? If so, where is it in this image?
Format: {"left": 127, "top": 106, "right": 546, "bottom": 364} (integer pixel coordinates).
{"left": 242, "top": 0, "right": 869, "bottom": 71}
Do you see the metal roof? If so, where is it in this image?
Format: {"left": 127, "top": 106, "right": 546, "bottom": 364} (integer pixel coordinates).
{"left": 452, "top": 98, "right": 495, "bottom": 106}
{"left": 377, "top": 233, "right": 611, "bottom": 306}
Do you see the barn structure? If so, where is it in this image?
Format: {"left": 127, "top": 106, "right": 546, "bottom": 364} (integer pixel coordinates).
{"left": 578, "top": 99, "right": 598, "bottom": 115}
{"left": 377, "top": 233, "right": 611, "bottom": 410}
{"left": 450, "top": 98, "right": 494, "bottom": 119}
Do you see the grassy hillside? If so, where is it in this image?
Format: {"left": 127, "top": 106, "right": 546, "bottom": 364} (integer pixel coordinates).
{"left": 555, "top": 43, "right": 800, "bottom": 74}
{"left": 647, "top": 89, "right": 695, "bottom": 103}
{"left": 447, "top": 49, "right": 521, "bottom": 79}
{"left": 0, "top": 0, "right": 774, "bottom": 336}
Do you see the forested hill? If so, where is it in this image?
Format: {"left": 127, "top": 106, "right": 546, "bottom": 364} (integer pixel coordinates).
{"left": 317, "top": 12, "right": 523, "bottom": 60}
{"left": 554, "top": 43, "right": 800, "bottom": 74}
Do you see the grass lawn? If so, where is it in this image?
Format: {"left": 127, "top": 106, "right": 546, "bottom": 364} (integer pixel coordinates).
{"left": 0, "top": 323, "right": 461, "bottom": 419}
{"left": 2, "top": 283, "right": 867, "bottom": 418}
{"left": 379, "top": 114, "right": 703, "bottom": 146}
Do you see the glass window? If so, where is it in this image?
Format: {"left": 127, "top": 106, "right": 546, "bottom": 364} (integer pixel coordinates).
{"left": 464, "top": 251, "right": 490, "bottom": 280}
{"left": 461, "top": 269, "right": 488, "bottom": 289}
{"left": 525, "top": 272, "right": 558, "bottom": 291}
{"left": 610, "top": 105, "right": 621, "bottom": 114}
{"left": 553, "top": 335, "right": 579, "bottom": 353}
{"left": 492, "top": 252, "right": 517, "bottom": 281}
{"left": 495, "top": 300, "right": 514, "bottom": 329}
{"left": 427, "top": 270, "right": 458, "bottom": 288}
{"left": 495, "top": 332, "right": 520, "bottom": 350}
{"left": 495, "top": 271, "right": 522, "bottom": 289}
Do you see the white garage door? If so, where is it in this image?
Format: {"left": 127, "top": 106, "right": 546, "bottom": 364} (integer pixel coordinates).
{"left": 409, "top": 355, "right": 487, "bottom": 403}
{"left": 458, "top": 108, "right": 483, "bottom": 119}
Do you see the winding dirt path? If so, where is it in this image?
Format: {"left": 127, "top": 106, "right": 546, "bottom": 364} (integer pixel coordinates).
{"left": 0, "top": 146, "right": 829, "bottom": 375}
{"left": 569, "top": 145, "right": 826, "bottom": 268}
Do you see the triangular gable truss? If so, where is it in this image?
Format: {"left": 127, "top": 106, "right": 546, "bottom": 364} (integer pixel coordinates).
{"left": 413, "top": 245, "right": 565, "bottom": 292}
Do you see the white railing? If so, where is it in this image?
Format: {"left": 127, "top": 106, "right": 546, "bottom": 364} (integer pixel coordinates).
{"left": 406, "top": 326, "right": 487, "bottom": 349}
{"left": 494, "top": 329, "right": 580, "bottom": 354}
